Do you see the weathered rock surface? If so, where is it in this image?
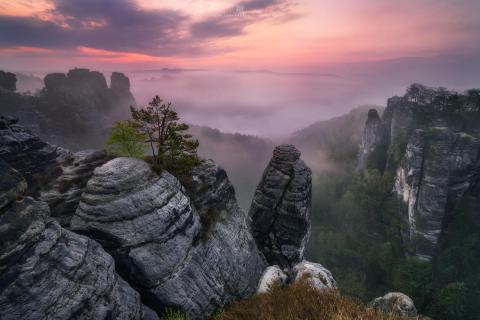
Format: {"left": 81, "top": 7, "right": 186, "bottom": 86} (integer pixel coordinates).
{"left": 0, "top": 194, "right": 157, "bottom": 320}
{"left": 292, "top": 260, "right": 337, "bottom": 290}
{"left": 394, "top": 128, "right": 480, "bottom": 259}
{"left": 371, "top": 292, "right": 418, "bottom": 318}
{"left": 71, "top": 157, "right": 265, "bottom": 319}
{"left": 0, "top": 159, "right": 26, "bottom": 210}
{"left": 38, "top": 149, "right": 111, "bottom": 227}
{"left": 256, "top": 265, "right": 288, "bottom": 293}
{"left": 0, "top": 115, "right": 67, "bottom": 185}
{"left": 358, "top": 109, "right": 387, "bottom": 170}
{"left": 359, "top": 85, "right": 480, "bottom": 260}
{"left": 249, "top": 144, "right": 312, "bottom": 268}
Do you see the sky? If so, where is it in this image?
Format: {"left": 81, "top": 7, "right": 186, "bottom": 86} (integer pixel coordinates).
{"left": 1, "top": 0, "right": 480, "bottom": 136}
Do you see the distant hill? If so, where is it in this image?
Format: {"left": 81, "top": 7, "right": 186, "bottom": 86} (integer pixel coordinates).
{"left": 287, "top": 105, "right": 384, "bottom": 171}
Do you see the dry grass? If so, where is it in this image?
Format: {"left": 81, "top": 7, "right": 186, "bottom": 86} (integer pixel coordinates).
{"left": 219, "top": 279, "right": 406, "bottom": 320}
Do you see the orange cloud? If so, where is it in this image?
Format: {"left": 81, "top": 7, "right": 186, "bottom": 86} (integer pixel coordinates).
{"left": 0, "top": 46, "right": 58, "bottom": 54}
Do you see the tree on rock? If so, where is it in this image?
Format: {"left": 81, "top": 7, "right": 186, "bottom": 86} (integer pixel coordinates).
{"left": 106, "top": 120, "right": 146, "bottom": 158}
{"left": 129, "top": 95, "right": 199, "bottom": 175}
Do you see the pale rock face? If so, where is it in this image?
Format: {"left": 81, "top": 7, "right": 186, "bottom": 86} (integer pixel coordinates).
{"left": 71, "top": 157, "right": 265, "bottom": 319}
{"left": 371, "top": 292, "right": 418, "bottom": 318}
{"left": 249, "top": 144, "right": 312, "bottom": 268}
{"left": 0, "top": 196, "right": 157, "bottom": 320}
{"left": 358, "top": 109, "right": 387, "bottom": 170}
{"left": 292, "top": 260, "right": 337, "bottom": 290}
{"left": 394, "top": 128, "right": 480, "bottom": 259}
{"left": 257, "top": 265, "right": 288, "bottom": 294}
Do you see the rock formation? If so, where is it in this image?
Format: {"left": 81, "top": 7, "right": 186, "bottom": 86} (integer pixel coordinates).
{"left": 0, "top": 159, "right": 26, "bottom": 210}
{"left": 292, "top": 260, "right": 336, "bottom": 290}
{"left": 358, "top": 84, "right": 480, "bottom": 260}
{"left": 110, "top": 72, "right": 136, "bottom": 108}
{"left": 249, "top": 144, "right": 312, "bottom": 268}
{"left": 71, "top": 158, "right": 265, "bottom": 319}
{"left": 0, "top": 70, "right": 16, "bottom": 91}
{"left": 371, "top": 292, "right": 418, "bottom": 318}
{"left": 37, "top": 149, "right": 111, "bottom": 227}
{"left": 394, "top": 128, "right": 480, "bottom": 259}
{"left": 0, "top": 115, "right": 67, "bottom": 185}
{"left": 0, "top": 160, "right": 157, "bottom": 320}
{"left": 257, "top": 265, "right": 288, "bottom": 293}
{"left": 358, "top": 108, "right": 387, "bottom": 170}
{"left": 1, "top": 68, "right": 136, "bottom": 150}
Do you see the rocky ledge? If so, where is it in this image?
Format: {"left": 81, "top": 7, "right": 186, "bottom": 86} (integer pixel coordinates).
{"left": 0, "top": 161, "right": 157, "bottom": 320}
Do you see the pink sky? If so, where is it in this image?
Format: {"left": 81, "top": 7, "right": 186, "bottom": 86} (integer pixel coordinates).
{"left": 1, "top": 0, "right": 479, "bottom": 72}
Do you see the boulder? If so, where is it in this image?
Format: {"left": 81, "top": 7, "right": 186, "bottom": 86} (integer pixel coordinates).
{"left": 71, "top": 158, "right": 265, "bottom": 319}
{"left": 0, "top": 196, "right": 157, "bottom": 320}
{"left": 292, "top": 260, "right": 336, "bottom": 290}
{"left": 256, "top": 265, "right": 288, "bottom": 294}
{"left": 371, "top": 292, "right": 417, "bottom": 318}
{"left": 249, "top": 144, "right": 312, "bottom": 268}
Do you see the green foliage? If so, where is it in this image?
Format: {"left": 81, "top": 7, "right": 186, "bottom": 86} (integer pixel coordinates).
{"left": 431, "top": 282, "right": 468, "bottom": 320}
{"left": 129, "top": 95, "right": 200, "bottom": 176}
{"left": 106, "top": 120, "right": 146, "bottom": 157}
{"left": 161, "top": 309, "right": 189, "bottom": 320}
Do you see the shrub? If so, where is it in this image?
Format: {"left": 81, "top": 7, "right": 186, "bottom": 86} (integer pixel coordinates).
{"left": 220, "top": 279, "right": 405, "bottom": 320}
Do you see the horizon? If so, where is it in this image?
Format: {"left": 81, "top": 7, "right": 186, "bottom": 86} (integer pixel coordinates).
{"left": 2, "top": 0, "right": 480, "bottom": 136}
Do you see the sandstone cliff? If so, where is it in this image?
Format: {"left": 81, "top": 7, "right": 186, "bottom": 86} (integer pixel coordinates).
{"left": 358, "top": 84, "right": 480, "bottom": 260}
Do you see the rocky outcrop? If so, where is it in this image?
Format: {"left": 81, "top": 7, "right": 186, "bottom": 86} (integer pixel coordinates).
{"left": 394, "top": 128, "right": 480, "bottom": 259}
{"left": 71, "top": 158, "right": 265, "bottom": 319}
{"left": 292, "top": 260, "right": 336, "bottom": 290}
{"left": 257, "top": 265, "right": 288, "bottom": 293}
{"left": 249, "top": 144, "right": 312, "bottom": 268}
{"left": 38, "top": 149, "right": 111, "bottom": 227}
{"left": 0, "top": 115, "right": 67, "bottom": 185}
{"left": 371, "top": 292, "right": 418, "bottom": 318}
{"left": 358, "top": 109, "right": 387, "bottom": 170}
{"left": 0, "top": 161, "right": 157, "bottom": 320}
{"left": 0, "top": 70, "right": 16, "bottom": 91}
{"left": 0, "top": 159, "right": 26, "bottom": 210}
{"left": 110, "top": 72, "right": 136, "bottom": 108}
{"left": 2, "top": 69, "right": 136, "bottom": 150}
{"left": 359, "top": 85, "right": 480, "bottom": 260}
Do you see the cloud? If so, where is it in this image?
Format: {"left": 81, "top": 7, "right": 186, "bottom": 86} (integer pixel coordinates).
{"left": 0, "top": 0, "right": 299, "bottom": 57}
{"left": 190, "top": 0, "right": 299, "bottom": 39}
{"left": 0, "top": 0, "right": 195, "bottom": 56}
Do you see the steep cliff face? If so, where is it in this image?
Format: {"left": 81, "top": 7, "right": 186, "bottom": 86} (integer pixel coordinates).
{"left": 394, "top": 128, "right": 480, "bottom": 259}
{"left": 0, "top": 160, "right": 157, "bottom": 320}
{"left": 71, "top": 158, "right": 265, "bottom": 319}
{"left": 358, "top": 84, "right": 480, "bottom": 260}
{"left": 249, "top": 144, "right": 312, "bottom": 268}
{"left": 358, "top": 109, "right": 387, "bottom": 170}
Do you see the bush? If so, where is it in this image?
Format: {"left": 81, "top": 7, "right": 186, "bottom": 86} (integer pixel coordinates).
{"left": 220, "top": 279, "right": 405, "bottom": 320}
